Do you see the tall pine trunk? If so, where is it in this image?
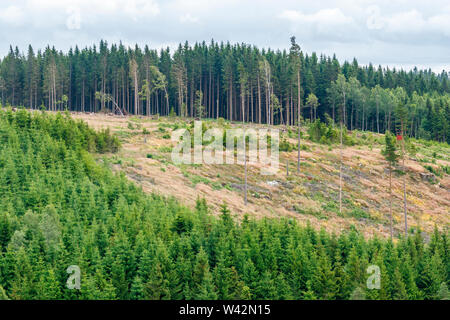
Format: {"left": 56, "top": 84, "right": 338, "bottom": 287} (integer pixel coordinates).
{"left": 297, "top": 70, "right": 301, "bottom": 173}
{"left": 389, "top": 164, "right": 393, "bottom": 240}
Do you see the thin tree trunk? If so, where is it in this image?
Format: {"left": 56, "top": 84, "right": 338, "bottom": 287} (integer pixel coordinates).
{"left": 351, "top": 102, "right": 354, "bottom": 130}
{"left": 402, "top": 121, "right": 408, "bottom": 237}
{"left": 376, "top": 98, "right": 380, "bottom": 133}
{"left": 242, "top": 99, "right": 248, "bottom": 206}
{"left": 389, "top": 165, "right": 393, "bottom": 240}
{"left": 332, "top": 103, "right": 335, "bottom": 126}
{"left": 340, "top": 118, "right": 343, "bottom": 215}
{"left": 257, "top": 75, "right": 261, "bottom": 124}
{"left": 250, "top": 82, "right": 254, "bottom": 123}
{"left": 339, "top": 91, "right": 346, "bottom": 215}
{"left": 229, "top": 78, "right": 233, "bottom": 121}
{"left": 216, "top": 75, "right": 219, "bottom": 119}
{"left": 297, "top": 70, "right": 301, "bottom": 173}
{"left": 134, "top": 69, "right": 138, "bottom": 115}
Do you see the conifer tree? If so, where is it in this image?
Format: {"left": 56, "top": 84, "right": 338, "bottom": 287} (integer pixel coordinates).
{"left": 289, "top": 37, "right": 302, "bottom": 173}
{"left": 382, "top": 131, "right": 399, "bottom": 239}
{"left": 395, "top": 96, "right": 409, "bottom": 237}
{"left": 192, "top": 247, "right": 217, "bottom": 299}
{"left": 438, "top": 282, "right": 449, "bottom": 300}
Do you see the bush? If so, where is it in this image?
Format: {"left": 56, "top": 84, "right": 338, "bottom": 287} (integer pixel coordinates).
{"left": 279, "top": 138, "right": 294, "bottom": 152}
{"left": 0, "top": 108, "right": 447, "bottom": 300}
{"left": 308, "top": 119, "right": 349, "bottom": 145}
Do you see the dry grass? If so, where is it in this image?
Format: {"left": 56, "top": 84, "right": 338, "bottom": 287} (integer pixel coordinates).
{"left": 72, "top": 112, "right": 450, "bottom": 239}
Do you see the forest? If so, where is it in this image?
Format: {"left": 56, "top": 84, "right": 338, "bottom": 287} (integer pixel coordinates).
{"left": 0, "top": 39, "right": 449, "bottom": 143}
{"left": 0, "top": 109, "right": 448, "bottom": 300}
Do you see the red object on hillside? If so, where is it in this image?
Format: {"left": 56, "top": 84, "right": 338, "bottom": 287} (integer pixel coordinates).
{"left": 396, "top": 135, "right": 403, "bottom": 141}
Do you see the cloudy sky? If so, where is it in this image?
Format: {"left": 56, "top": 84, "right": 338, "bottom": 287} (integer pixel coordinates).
{"left": 0, "top": 0, "right": 449, "bottom": 72}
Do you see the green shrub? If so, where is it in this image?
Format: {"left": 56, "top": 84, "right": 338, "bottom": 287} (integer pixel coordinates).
{"left": 159, "top": 146, "right": 172, "bottom": 153}
{"left": 1, "top": 108, "right": 446, "bottom": 301}
{"left": 279, "top": 138, "right": 294, "bottom": 152}
{"left": 307, "top": 119, "right": 354, "bottom": 145}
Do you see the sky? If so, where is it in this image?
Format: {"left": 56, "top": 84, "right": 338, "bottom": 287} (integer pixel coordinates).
{"left": 0, "top": 0, "right": 449, "bottom": 73}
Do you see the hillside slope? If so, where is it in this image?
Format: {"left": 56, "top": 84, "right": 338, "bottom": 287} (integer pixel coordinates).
{"left": 74, "top": 113, "right": 449, "bottom": 239}
{"left": 0, "top": 109, "right": 448, "bottom": 300}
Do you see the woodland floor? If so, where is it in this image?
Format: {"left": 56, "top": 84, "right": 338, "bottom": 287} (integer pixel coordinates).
{"left": 71, "top": 112, "right": 450, "bottom": 240}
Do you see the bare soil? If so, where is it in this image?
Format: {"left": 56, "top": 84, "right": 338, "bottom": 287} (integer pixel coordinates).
{"left": 72, "top": 112, "right": 450, "bottom": 239}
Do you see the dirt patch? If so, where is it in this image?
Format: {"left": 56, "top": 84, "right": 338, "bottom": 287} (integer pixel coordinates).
{"left": 71, "top": 112, "right": 450, "bottom": 239}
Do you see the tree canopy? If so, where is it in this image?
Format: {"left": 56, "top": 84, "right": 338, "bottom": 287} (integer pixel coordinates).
{"left": 0, "top": 109, "right": 448, "bottom": 300}
{"left": 0, "top": 40, "right": 448, "bottom": 142}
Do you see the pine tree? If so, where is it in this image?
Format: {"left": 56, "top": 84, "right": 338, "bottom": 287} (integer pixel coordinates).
{"left": 289, "top": 36, "right": 302, "bottom": 173}
{"left": 192, "top": 247, "right": 217, "bottom": 299}
{"left": 130, "top": 275, "right": 145, "bottom": 300}
{"left": 311, "top": 246, "right": 338, "bottom": 299}
{"left": 382, "top": 131, "right": 399, "bottom": 239}
{"left": 438, "top": 282, "right": 449, "bottom": 300}
{"left": 144, "top": 263, "right": 171, "bottom": 299}
{"left": 195, "top": 90, "right": 205, "bottom": 119}
{"left": 394, "top": 92, "right": 409, "bottom": 237}
{"left": 0, "top": 285, "right": 9, "bottom": 300}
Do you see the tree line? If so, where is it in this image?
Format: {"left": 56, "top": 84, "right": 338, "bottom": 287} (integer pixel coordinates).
{"left": 0, "top": 109, "right": 448, "bottom": 300}
{"left": 0, "top": 39, "right": 449, "bottom": 142}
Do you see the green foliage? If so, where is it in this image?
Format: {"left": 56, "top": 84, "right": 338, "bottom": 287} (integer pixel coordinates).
{"left": 382, "top": 131, "right": 400, "bottom": 166}
{"left": 1, "top": 41, "right": 450, "bottom": 144}
{"left": 294, "top": 206, "right": 328, "bottom": 220}
{"left": 349, "top": 287, "right": 366, "bottom": 300}
{"left": 423, "top": 165, "right": 446, "bottom": 178}
{"left": 346, "top": 207, "right": 370, "bottom": 219}
{"left": 279, "top": 138, "right": 294, "bottom": 152}
{"left": 0, "top": 285, "right": 9, "bottom": 300}
{"left": 308, "top": 119, "right": 337, "bottom": 144}
{"left": 194, "top": 90, "right": 205, "bottom": 119}
{"left": 438, "top": 283, "right": 449, "bottom": 300}
{"left": 308, "top": 119, "right": 355, "bottom": 146}
{"left": 0, "top": 110, "right": 447, "bottom": 300}
{"left": 158, "top": 146, "right": 172, "bottom": 153}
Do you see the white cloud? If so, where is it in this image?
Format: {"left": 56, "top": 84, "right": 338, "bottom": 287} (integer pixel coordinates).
{"left": 384, "top": 9, "right": 426, "bottom": 33}
{"left": 366, "top": 5, "right": 384, "bottom": 30}
{"left": 0, "top": 5, "right": 24, "bottom": 26}
{"left": 180, "top": 13, "right": 199, "bottom": 24}
{"left": 25, "top": 0, "right": 158, "bottom": 17}
{"left": 0, "top": 0, "right": 448, "bottom": 72}
{"left": 429, "top": 13, "right": 450, "bottom": 36}
{"left": 279, "top": 8, "right": 353, "bottom": 26}
{"left": 26, "top": 0, "right": 117, "bottom": 13}
{"left": 363, "top": 6, "right": 450, "bottom": 42}
{"left": 278, "top": 8, "right": 356, "bottom": 41}
{"left": 66, "top": 6, "right": 81, "bottom": 30}
{"left": 124, "top": 0, "right": 160, "bottom": 20}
